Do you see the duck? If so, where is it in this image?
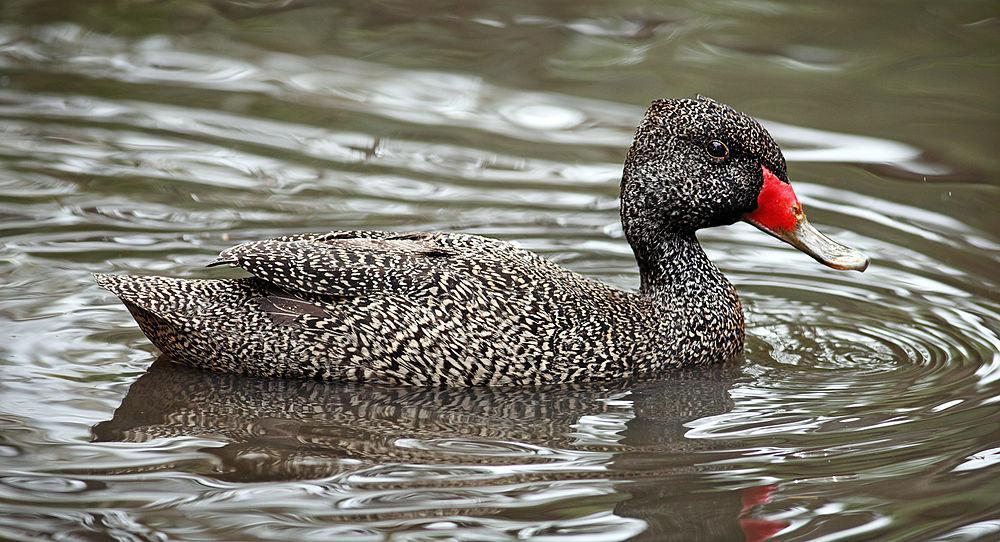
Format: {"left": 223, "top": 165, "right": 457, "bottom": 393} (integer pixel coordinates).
{"left": 95, "top": 97, "right": 868, "bottom": 386}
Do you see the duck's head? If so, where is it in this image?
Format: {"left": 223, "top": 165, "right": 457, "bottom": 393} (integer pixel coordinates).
{"left": 621, "top": 96, "right": 868, "bottom": 271}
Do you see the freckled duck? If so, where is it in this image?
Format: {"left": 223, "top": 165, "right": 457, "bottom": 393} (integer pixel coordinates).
{"left": 95, "top": 97, "right": 868, "bottom": 386}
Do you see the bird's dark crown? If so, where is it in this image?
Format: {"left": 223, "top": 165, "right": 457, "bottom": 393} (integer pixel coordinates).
{"left": 621, "top": 96, "right": 789, "bottom": 241}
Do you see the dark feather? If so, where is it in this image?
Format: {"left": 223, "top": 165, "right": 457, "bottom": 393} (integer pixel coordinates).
{"left": 206, "top": 258, "right": 236, "bottom": 268}
{"left": 259, "top": 292, "right": 328, "bottom": 325}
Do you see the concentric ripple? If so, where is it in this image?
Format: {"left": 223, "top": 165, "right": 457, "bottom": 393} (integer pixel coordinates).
{"left": 1, "top": 2, "right": 998, "bottom": 542}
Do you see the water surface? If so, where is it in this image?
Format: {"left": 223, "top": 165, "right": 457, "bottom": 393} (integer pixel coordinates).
{"left": 1, "top": 1, "right": 998, "bottom": 540}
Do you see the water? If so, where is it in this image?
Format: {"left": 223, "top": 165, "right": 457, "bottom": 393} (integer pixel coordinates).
{"left": 1, "top": 1, "right": 998, "bottom": 540}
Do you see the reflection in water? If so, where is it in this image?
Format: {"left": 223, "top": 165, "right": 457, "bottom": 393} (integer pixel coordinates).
{"left": 93, "top": 358, "right": 784, "bottom": 540}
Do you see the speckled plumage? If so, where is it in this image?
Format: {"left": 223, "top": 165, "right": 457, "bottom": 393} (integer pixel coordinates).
{"left": 96, "top": 97, "right": 786, "bottom": 386}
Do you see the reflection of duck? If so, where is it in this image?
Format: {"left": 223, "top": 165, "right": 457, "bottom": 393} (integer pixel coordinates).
{"left": 94, "top": 358, "right": 787, "bottom": 540}
{"left": 93, "top": 358, "right": 741, "bottom": 482}
{"left": 95, "top": 97, "right": 866, "bottom": 385}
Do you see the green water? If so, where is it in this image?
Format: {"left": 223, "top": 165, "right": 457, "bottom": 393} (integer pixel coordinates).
{"left": 1, "top": 1, "right": 998, "bottom": 540}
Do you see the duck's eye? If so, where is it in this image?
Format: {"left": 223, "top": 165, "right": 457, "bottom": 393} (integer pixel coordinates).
{"left": 706, "top": 140, "right": 729, "bottom": 161}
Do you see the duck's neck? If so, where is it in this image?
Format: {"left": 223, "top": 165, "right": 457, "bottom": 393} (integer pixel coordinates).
{"left": 618, "top": 158, "right": 736, "bottom": 306}
{"left": 628, "top": 229, "right": 730, "bottom": 301}
{"left": 626, "top": 227, "right": 745, "bottom": 362}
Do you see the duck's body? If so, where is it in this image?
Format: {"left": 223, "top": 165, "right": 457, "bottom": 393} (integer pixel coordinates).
{"left": 97, "top": 97, "right": 867, "bottom": 386}
{"left": 95, "top": 229, "right": 742, "bottom": 385}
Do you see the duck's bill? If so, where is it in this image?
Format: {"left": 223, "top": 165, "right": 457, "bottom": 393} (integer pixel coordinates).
{"left": 743, "top": 166, "right": 869, "bottom": 272}
{"left": 744, "top": 214, "right": 869, "bottom": 272}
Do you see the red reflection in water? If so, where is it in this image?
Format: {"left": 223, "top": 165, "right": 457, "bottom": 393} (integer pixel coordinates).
{"left": 738, "top": 484, "right": 790, "bottom": 542}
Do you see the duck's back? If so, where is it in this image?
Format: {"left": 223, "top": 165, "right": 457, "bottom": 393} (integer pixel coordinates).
{"left": 96, "top": 231, "right": 663, "bottom": 385}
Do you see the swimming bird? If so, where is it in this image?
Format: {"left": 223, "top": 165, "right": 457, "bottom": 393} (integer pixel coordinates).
{"left": 95, "top": 97, "right": 868, "bottom": 386}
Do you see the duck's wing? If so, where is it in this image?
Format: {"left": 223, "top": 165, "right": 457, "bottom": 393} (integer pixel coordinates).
{"left": 207, "top": 230, "right": 495, "bottom": 299}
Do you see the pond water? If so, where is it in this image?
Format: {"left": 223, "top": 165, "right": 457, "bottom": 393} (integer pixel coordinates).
{"left": 1, "top": 1, "right": 998, "bottom": 540}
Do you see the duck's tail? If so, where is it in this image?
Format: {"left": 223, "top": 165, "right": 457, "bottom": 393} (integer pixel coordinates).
{"left": 93, "top": 273, "right": 266, "bottom": 369}
{"left": 94, "top": 273, "right": 353, "bottom": 380}
{"left": 95, "top": 273, "right": 216, "bottom": 351}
